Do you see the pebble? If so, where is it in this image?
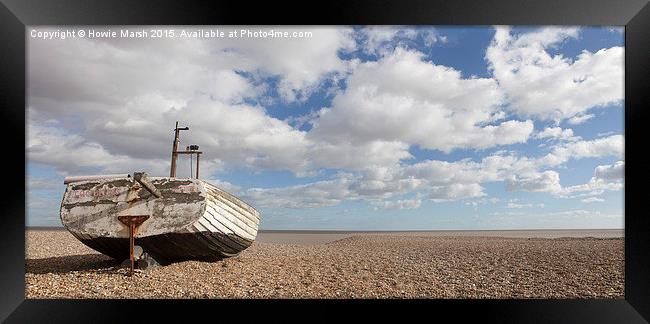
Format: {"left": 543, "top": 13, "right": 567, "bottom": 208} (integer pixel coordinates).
{"left": 25, "top": 230, "right": 624, "bottom": 299}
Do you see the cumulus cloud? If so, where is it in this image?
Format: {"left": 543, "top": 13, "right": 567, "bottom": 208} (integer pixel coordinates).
{"left": 308, "top": 140, "right": 412, "bottom": 172}
{"left": 506, "top": 202, "right": 531, "bottom": 209}
{"left": 311, "top": 47, "right": 533, "bottom": 154}
{"left": 359, "top": 26, "right": 444, "bottom": 56}
{"left": 26, "top": 176, "right": 61, "bottom": 190}
{"left": 247, "top": 146, "right": 576, "bottom": 209}
{"left": 245, "top": 168, "right": 484, "bottom": 209}
{"left": 27, "top": 100, "right": 296, "bottom": 177}
{"left": 28, "top": 123, "right": 145, "bottom": 175}
{"left": 594, "top": 160, "right": 625, "bottom": 181}
{"left": 360, "top": 26, "right": 416, "bottom": 55}
{"left": 243, "top": 175, "right": 354, "bottom": 209}
{"left": 429, "top": 183, "right": 486, "bottom": 201}
{"left": 27, "top": 26, "right": 625, "bottom": 215}
{"left": 537, "top": 134, "right": 624, "bottom": 167}
{"left": 371, "top": 198, "right": 422, "bottom": 210}
{"left": 582, "top": 197, "right": 604, "bottom": 203}
{"left": 567, "top": 114, "right": 595, "bottom": 125}
{"left": 235, "top": 27, "right": 357, "bottom": 102}
{"left": 465, "top": 198, "right": 500, "bottom": 207}
{"left": 486, "top": 26, "right": 624, "bottom": 122}
{"left": 534, "top": 127, "right": 578, "bottom": 141}
{"left": 506, "top": 170, "right": 564, "bottom": 194}
{"left": 27, "top": 27, "right": 359, "bottom": 176}
{"left": 565, "top": 161, "right": 624, "bottom": 196}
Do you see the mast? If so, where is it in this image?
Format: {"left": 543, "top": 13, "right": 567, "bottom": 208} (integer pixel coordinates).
{"left": 170, "top": 121, "right": 189, "bottom": 177}
{"left": 169, "top": 121, "right": 202, "bottom": 178}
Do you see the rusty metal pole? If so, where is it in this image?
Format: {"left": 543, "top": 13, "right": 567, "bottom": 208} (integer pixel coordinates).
{"left": 170, "top": 122, "right": 189, "bottom": 178}
{"left": 170, "top": 122, "right": 180, "bottom": 177}
{"left": 196, "top": 153, "right": 200, "bottom": 179}
{"left": 118, "top": 215, "right": 150, "bottom": 277}
{"left": 129, "top": 222, "right": 135, "bottom": 276}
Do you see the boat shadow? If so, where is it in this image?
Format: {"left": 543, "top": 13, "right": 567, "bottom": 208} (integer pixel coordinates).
{"left": 26, "top": 254, "right": 229, "bottom": 274}
{"left": 26, "top": 254, "right": 121, "bottom": 275}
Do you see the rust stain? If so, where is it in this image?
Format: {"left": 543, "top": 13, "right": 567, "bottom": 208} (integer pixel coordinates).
{"left": 118, "top": 215, "right": 150, "bottom": 276}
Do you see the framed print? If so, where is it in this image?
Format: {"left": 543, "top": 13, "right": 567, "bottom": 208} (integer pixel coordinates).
{"left": 2, "top": 0, "right": 649, "bottom": 322}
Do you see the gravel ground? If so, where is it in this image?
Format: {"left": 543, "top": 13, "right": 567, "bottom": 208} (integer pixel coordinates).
{"left": 25, "top": 230, "right": 624, "bottom": 299}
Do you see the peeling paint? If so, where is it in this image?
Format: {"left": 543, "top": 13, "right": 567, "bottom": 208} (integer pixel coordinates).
{"left": 60, "top": 176, "right": 262, "bottom": 260}
{"left": 71, "top": 182, "right": 101, "bottom": 190}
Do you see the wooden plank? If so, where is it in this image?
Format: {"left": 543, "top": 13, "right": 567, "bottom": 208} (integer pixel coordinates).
{"left": 206, "top": 202, "right": 258, "bottom": 235}
{"left": 207, "top": 193, "right": 260, "bottom": 227}
{"left": 196, "top": 217, "right": 221, "bottom": 233}
{"left": 190, "top": 224, "right": 239, "bottom": 255}
{"left": 205, "top": 184, "right": 261, "bottom": 221}
{"left": 204, "top": 208, "right": 256, "bottom": 241}
{"left": 200, "top": 210, "right": 254, "bottom": 244}
{"left": 206, "top": 187, "right": 261, "bottom": 224}
{"left": 197, "top": 215, "right": 250, "bottom": 251}
{"left": 194, "top": 218, "right": 245, "bottom": 252}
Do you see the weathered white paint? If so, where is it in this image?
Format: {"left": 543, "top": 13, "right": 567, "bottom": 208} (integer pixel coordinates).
{"left": 60, "top": 176, "right": 261, "bottom": 249}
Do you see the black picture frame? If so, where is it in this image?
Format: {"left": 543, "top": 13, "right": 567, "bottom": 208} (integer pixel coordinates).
{"left": 2, "top": 0, "right": 648, "bottom": 322}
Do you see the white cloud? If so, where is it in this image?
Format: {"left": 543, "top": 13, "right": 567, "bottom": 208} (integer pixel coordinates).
{"left": 465, "top": 197, "right": 500, "bottom": 207}
{"left": 308, "top": 140, "right": 412, "bottom": 171}
{"left": 28, "top": 123, "right": 137, "bottom": 174}
{"left": 26, "top": 176, "right": 61, "bottom": 190}
{"left": 567, "top": 114, "right": 595, "bottom": 125}
{"left": 359, "top": 26, "right": 444, "bottom": 56}
{"left": 245, "top": 157, "right": 494, "bottom": 208}
{"left": 594, "top": 160, "right": 625, "bottom": 181}
{"left": 597, "top": 131, "right": 615, "bottom": 137}
{"left": 537, "top": 134, "right": 624, "bottom": 167}
{"left": 582, "top": 197, "right": 604, "bottom": 203}
{"left": 26, "top": 26, "right": 625, "bottom": 216}
{"left": 372, "top": 198, "right": 422, "bottom": 210}
{"left": 506, "top": 170, "right": 564, "bottom": 194}
{"left": 565, "top": 161, "right": 624, "bottom": 196}
{"left": 486, "top": 26, "right": 624, "bottom": 122}
{"left": 27, "top": 99, "right": 303, "bottom": 177}
{"left": 361, "top": 26, "right": 416, "bottom": 55}
{"left": 244, "top": 175, "right": 354, "bottom": 209}
{"left": 31, "top": 26, "right": 621, "bottom": 181}
{"left": 429, "top": 183, "right": 486, "bottom": 202}
{"left": 28, "top": 26, "right": 358, "bottom": 176}
{"left": 232, "top": 27, "right": 356, "bottom": 102}
{"left": 506, "top": 202, "right": 533, "bottom": 209}
{"left": 205, "top": 178, "right": 241, "bottom": 195}
{"left": 534, "top": 127, "right": 578, "bottom": 141}
{"left": 311, "top": 47, "right": 533, "bottom": 154}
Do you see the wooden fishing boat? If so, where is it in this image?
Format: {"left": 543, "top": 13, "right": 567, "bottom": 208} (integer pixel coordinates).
{"left": 59, "top": 123, "right": 261, "bottom": 269}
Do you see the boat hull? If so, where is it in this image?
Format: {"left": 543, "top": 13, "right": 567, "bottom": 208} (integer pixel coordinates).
{"left": 60, "top": 176, "right": 260, "bottom": 263}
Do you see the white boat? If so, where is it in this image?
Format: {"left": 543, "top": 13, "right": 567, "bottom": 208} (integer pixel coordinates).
{"left": 59, "top": 123, "right": 261, "bottom": 268}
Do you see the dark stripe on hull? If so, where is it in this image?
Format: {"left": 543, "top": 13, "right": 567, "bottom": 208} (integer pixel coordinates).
{"left": 79, "top": 231, "right": 253, "bottom": 265}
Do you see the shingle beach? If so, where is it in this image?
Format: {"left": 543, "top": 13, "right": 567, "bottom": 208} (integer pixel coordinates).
{"left": 26, "top": 229, "right": 624, "bottom": 299}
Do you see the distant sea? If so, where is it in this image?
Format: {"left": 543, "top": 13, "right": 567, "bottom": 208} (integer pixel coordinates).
{"left": 27, "top": 227, "right": 623, "bottom": 244}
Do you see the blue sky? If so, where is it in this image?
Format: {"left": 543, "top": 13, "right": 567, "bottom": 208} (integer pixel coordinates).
{"left": 27, "top": 26, "right": 624, "bottom": 229}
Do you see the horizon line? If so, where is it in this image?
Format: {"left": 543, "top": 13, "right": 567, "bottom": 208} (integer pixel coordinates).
{"left": 26, "top": 226, "right": 624, "bottom": 233}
